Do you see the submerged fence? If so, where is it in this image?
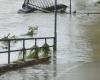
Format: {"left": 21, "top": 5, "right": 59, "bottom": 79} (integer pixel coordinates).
{"left": 0, "top": 37, "right": 54, "bottom": 65}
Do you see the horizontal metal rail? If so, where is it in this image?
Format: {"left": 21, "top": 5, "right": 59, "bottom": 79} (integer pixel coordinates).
{"left": 0, "top": 45, "right": 54, "bottom": 54}
{"left": 0, "top": 37, "right": 54, "bottom": 41}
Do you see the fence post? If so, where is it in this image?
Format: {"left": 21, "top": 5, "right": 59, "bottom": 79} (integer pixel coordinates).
{"left": 8, "top": 40, "right": 10, "bottom": 65}
{"left": 23, "top": 40, "right": 25, "bottom": 61}
{"left": 35, "top": 38, "right": 37, "bottom": 47}
{"left": 35, "top": 38, "right": 38, "bottom": 58}
{"left": 69, "top": 0, "right": 72, "bottom": 14}
{"left": 45, "top": 38, "right": 47, "bottom": 44}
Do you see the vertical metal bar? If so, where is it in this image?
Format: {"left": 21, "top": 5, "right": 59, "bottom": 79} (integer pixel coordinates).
{"left": 35, "top": 38, "right": 37, "bottom": 47}
{"left": 53, "top": 38, "right": 55, "bottom": 51}
{"left": 54, "top": 0, "right": 57, "bottom": 50}
{"left": 45, "top": 38, "right": 47, "bottom": 44}
{"left": 23, "top": 40, "right": 25, "bottom": 61}
{"left": 35, "top": 38, "right": 38, "bottom": 58}
{"left": 70, "top": 0, "right": 72, "bottom": 14}
{"left": 8, "top": 40, "right": 10, "bottom": 65}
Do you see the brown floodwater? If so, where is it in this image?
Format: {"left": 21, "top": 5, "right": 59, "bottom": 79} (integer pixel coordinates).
{"left": 0, "top": 0, "right": 100, "bottom": 80}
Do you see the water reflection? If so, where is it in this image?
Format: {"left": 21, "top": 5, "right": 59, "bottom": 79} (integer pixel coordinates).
{"left": 82, "top": 15, "right": 100, "bottom": 61}
{"left": 0, "top": 51, "right": 57, "bottom": 80}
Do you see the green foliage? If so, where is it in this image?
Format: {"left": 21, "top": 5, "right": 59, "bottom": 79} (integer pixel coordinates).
{"left": 26, "top": 26, "right": 34, "bottom": 36}
{"left": 1, "top": 33, "right": 11, "bottom": 40}
{"left": 26, "top": 26, "right": 38, "bottom": 36}
{"left": 27, "top": 46, "right": 40, "bottom": 59}
{"left": 1, "top": 33, "right": 17, "bottom": 40}
{"left": 27, "top": 43, "right": 51, "bottom": 59}
{"left": 0, "top": 25, "right": 38, "bottom": 49}
{"left": 0, "top": 33, "right": 17, "bottom": 49}
{"left": 41, "top": 43, "right": 51, "bottom": 58}
{"left": 17, "top": 43, "right": 51, "bottom": 62}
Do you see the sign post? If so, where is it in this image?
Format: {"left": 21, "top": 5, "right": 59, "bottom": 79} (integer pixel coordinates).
{"left": 54, "top": 0, "right": 57, "bottom": 50}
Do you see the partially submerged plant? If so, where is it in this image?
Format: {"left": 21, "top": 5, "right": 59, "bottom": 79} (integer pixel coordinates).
{"left": 26, "top": 26, "right": 34, "bottom": 36}
{"left": 27, "top": 43, "right": 51, "bottom": 59}
{"left": 27, "top": 46, "right": 40, "bottom": 59}
{"left": 13, "top": 42, "right": 51, "bottom": 64}
{"left": 33, "top": 25, "right": 38, "bottom": 31}
{"left": 1, "top": 33, "right": 11, "bottom": 40}
{"left": 41, "top": 43, "right": 51, "bottom": 58}
{"left": 0, "top": 33, "right": 17, "bottom": 49}
{"left": 25, "top": 26, "right": 38, "bottom": 36}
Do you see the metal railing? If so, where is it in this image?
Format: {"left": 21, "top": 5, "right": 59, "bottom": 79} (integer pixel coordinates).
{"left": 0, "top": 37, "right": 54, "bottom": 64}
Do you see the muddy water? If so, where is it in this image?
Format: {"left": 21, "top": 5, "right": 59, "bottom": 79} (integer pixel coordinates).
{"left": 0, "top": 0, "right": 100, "bottom": 80}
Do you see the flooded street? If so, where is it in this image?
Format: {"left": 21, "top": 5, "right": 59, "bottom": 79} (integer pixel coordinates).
{"left": 0, "top": 0, "right": 100, "bottom": 80}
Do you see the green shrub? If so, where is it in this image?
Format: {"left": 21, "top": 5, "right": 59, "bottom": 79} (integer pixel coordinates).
{"left": 41, "top": 43, "right": 51, "bottom": 58}
{"left": 27, "top": 46, "right": 40, "bottom": 59}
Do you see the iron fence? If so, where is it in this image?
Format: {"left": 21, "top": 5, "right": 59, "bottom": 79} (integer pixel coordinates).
{"left": 0, "top": 37, "right": 54, "bottom": 64}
